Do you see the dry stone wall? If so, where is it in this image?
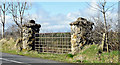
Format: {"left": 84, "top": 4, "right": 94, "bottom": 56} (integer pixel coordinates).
{"left": 70, "top": 17, "right": 94, "bottom": 54}
{"left": 22, "top": 20, "right": 41, "bottom": 50}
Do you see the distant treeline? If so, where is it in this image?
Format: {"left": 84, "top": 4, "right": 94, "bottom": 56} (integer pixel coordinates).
{"left": 36, "top": 32, "right": 71, "bottom": 37}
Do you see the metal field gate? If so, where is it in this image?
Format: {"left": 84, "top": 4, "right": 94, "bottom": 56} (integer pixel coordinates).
{"left": 35, "top": 33, "right": 71, "bottom": 54}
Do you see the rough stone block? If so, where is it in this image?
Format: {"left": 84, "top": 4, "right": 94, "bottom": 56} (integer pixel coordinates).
{"left": 70, "top": 17, "right": 94, "bottom": 54}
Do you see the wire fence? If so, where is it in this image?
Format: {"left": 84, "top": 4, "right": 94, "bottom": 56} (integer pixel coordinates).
{"left": 35, "top": 32, "right": 71, "bottom": 54}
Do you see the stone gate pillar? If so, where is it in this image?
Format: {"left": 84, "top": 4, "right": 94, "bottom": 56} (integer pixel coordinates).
{"left": 22, "top": 20, "right": 41, "bottom": 50}
{"left": 70, "top": 17, "right": 94, "bottom": 54}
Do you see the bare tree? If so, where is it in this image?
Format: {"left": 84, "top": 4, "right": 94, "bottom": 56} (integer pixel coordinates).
{"left": 18, "top": 2, "right": 30, "bottom": 37}
{"left": 5, "top": 24, "right": 20, "bottom": 40}
{"left": 88, "top": 0, "right": 116, "bottom": 52}
{"left": 9, "top": 2, "right": 31, "bottom": 38}
{"left": 0, "top": 2, "right": 10, "bottom": 38}
{"left": 90, "top": 14, "right": 104, "bottom": 44}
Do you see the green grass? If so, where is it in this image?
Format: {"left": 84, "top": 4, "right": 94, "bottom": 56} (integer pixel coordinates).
{"left": 74, "top": 44, "right": 119, "bottom": 63}
{"left": 0, "top": 38, "right": 74, "bottom": 63}
{"left": 81, "top": 44, "right": 99, "bottom": 55}
{"left": 0, "top": 38, "right": 119, "bottom": 63}
{"left": 1, "top": 49, "right": 73, "bottom": 63}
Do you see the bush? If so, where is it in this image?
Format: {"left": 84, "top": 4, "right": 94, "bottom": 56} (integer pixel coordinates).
{"left": 67, "top": 54, "right": 74, "bottom": 58}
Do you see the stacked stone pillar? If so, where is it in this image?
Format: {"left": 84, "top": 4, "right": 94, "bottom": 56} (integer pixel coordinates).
{"left": 70, "top": 17, "right": 94, "bottom": 54}
{"left": 22, "top": 20, "right": 41, "bottom": 50}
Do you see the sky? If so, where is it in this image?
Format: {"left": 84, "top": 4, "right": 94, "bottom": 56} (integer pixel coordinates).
{"left": 29, "top": 2, "right": 88, "bottom": 32}
{"left": 0, "top": 0, "right": 118, "bottom": 33}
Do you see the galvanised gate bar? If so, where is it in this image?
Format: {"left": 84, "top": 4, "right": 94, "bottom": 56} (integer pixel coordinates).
{"left": 35, "top": 33, "right": 71, "bottom": 54}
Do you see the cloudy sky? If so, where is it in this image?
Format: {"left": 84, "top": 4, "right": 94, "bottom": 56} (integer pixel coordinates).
{"left": 0, "top": 0, "right": 118, "bottom": 33}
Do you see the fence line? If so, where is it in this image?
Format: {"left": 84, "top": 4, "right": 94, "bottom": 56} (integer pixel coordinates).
{"left": 35, "top": 32, "right": 71, "bottom": 54}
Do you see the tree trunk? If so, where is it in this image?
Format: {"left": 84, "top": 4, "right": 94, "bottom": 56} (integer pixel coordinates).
{"left": 20, "top": 17, "right": 23, "bottom": 38}
{"left": 2, "top": 23, "right": 4, "bottom": 38}
{"left": 102, "top": 33, "right": 105, "bottom": 51}
{"left": 2, "top": 4, "right": 5, "bottom": 38}
{"left": 102, "top": 6, "right": 108, "bottom": 52}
